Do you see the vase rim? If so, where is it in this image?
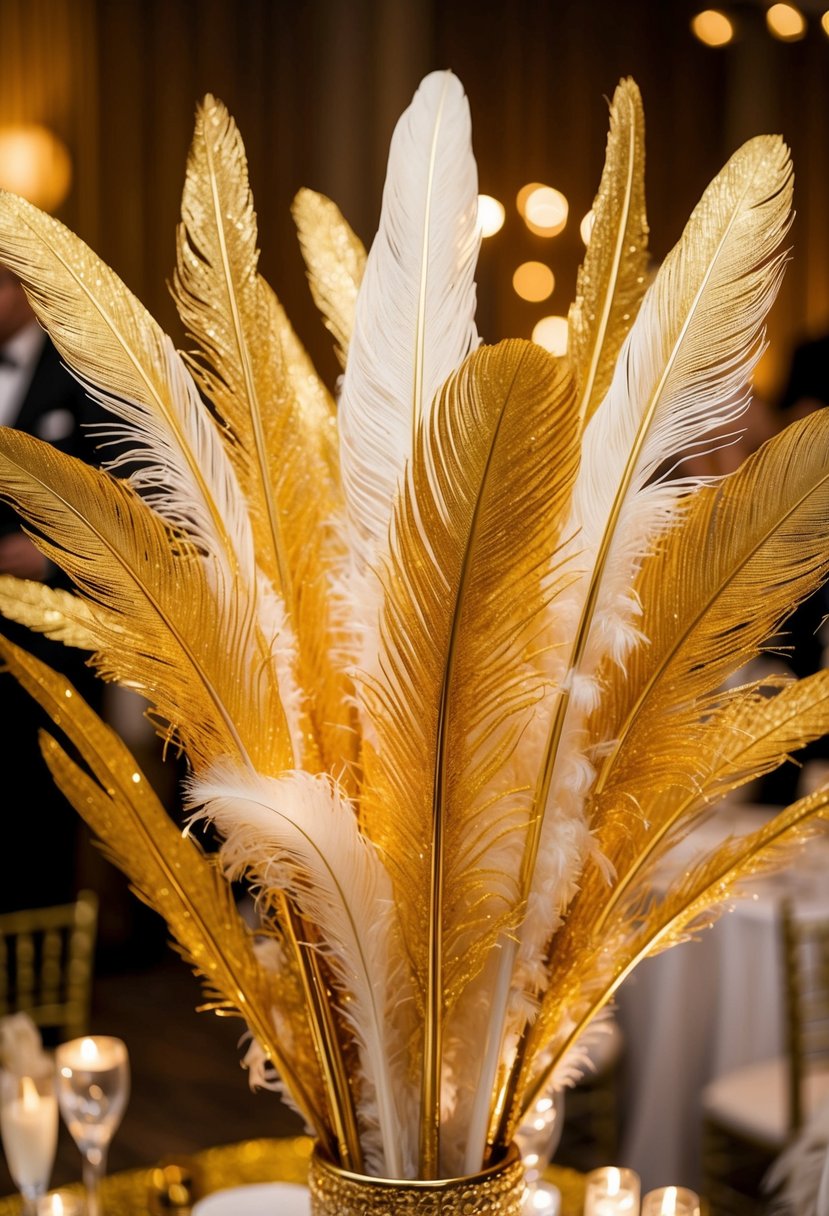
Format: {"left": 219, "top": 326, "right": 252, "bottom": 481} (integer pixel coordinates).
{"left": 310, "top": 1140, "right": 521, "bottom": 1189}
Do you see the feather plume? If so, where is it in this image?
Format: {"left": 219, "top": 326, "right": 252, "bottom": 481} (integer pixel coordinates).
{"left": 515, "top": 784, "right": 829, "bottom": 1130}
{"left": 189, "top": 762, "right": 415, "bottom": 1178}
{"left": 491, "top": 134, "right": 794, "bottom": 1145}
{"left": 293, "top": 187, "right": 366, "bottom": 369}
{"left": 0, "top": 191, "right": 248, "bottom": 566}
{"left": 576, "top": 410, "right": 829, "bottom": 921}
{"left": 360, "top": 340, "right": 579, "bottom": 1172}
{"left": 569, "top": 78, "right": 649, "bottom": 428}
{"left": 2, "top": 74, "right": 828, "bottom": 1186}
{"left": 0, "top": 575, "right": 105, "bottom": 649}
{"left": 338, "top": 69, "right": 480, "bottom": 583}
{"left": 0, "top": 430, "right": 291, "bottom": 772}
{"left": 518, "top": 133, "right": 794, "bottom": 972}
{"left": 555, "top": 673, "right": 829, "bottom": 1005}
{"left": 172, "top": 95, "right": 351, "bottom": 773}
{"left": 0, "top": 190, "right": 305, "bottom": 762}
{"left": 591, "top": 408, "right": 829, "bottom": 771}
{"left": 0, "top": 633, "right": 325, "bottom": 1146}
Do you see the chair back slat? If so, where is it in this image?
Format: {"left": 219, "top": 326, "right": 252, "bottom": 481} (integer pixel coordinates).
{"left": 782, "top": 901, "right": 829, "bottom": 1133}
{"left": 0, "top": 892, "right": 98, "bottom": 1046}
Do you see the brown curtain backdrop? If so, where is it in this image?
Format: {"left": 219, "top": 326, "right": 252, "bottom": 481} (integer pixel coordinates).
{"left": 1, "top": 0, "right": 829, "bottom": 398}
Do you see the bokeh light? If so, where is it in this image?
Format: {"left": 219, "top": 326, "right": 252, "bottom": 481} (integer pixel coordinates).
{"left": 477, "top": 194, "right": 505, "bottom": 238}
{"left": 532, "top": 316, "right": 568, "bottom": 355}
{"left": 524, "top": 186, "right": 568, "bottom": 236}
{"left": 0, "top": 124, "right": 71, "bottom": 212}
{"left": 513, "top": 262, "right": 555, "bottom": 303}
{"left": 766, "top": 3, "right": 806, "bottom": 40}
{"left": 690, "top": 9, "right": 735, "bottom": 46}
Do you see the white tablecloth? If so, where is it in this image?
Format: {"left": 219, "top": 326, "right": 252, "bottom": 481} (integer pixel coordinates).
{"left": 615, "top": 805, "right": 829, "bottom": 1193}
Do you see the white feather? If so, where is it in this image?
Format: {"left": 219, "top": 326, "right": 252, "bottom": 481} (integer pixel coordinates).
{"left": 188, "top": 763, "right": 416, "bottom": 1178}
{"left": 338, "top": 70, "right": 480, "bottom": 586}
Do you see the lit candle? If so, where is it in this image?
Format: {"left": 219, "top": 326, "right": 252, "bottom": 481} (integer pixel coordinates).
{"left": 0, "top": 1074, "right": 58, "bottom": 1190}
{"left": 40, "top": 1191, "right": 83, "bottom": 1216}
{"left": 57, "top": 1036, "right": 125, "bottom": 1072}
{"left": 641, "top": 1186, "right": 701, "bottom": 1216}
{"left": 583, "top": 1166, "right": 641, "bottom": 1215}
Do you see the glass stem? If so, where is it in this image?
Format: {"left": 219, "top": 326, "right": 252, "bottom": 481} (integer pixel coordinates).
{"left": 83, "top": 1146, "right": 107, "bottom": 1216}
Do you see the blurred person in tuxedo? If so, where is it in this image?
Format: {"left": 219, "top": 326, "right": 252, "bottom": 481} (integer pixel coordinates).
{"left": 759, "top": 333, "right": 829, "bottom": 804}
{"left": 0, "top": 265, "right": 104, "bottom": 911}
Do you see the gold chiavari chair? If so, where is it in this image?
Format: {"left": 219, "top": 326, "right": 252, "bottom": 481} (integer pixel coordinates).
{"left": 701, "top": 902, "right": 829, "bottom": 1216}
{"left": 0, "top": 890, "right": 98, "bottom": 1044}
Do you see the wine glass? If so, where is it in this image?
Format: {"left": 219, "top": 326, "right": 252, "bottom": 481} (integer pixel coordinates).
{"left": 55, "top": 1037, "right": 129, "bottom": 1216}
{"left": 0, "top": 1065, "right": 59, "bottom": 1215}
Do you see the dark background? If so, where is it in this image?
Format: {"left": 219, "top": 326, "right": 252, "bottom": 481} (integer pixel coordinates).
{"left": 3, "top": 0, "right": 829, "bottom": 405}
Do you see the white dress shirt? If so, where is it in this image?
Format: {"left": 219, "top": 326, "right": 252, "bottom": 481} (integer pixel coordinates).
{"left": 0, "top": 321, "right": 46, "bottom": 428}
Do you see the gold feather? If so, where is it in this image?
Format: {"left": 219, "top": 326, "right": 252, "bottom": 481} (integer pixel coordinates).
{"left": 516, "top": 784, "right": 829, "bottom": 1127}
{"left": 0, "top": 190, "right": 239, "bottom": 560}
{"left": 293, "top": 187, "right": 367, "bottom": 370}
{"left": 0, "top": 575, "right": 104, "bottom": 649}
{"left": 360, "top": 339, "right": 579, "bottom": 1170}
{"left": 569, "top": 78, "right": 649, "bottom": 427}
{"left": 560, "top": 671, "right": 829, "bottom": 987}
{"left": 520, "top": 133, "right": 794, "bottom": 901}
{"left": 496, "top": 131, "right": 794, "bottom": 1150}
{"left": 173, "top": 96, "right": 353, "bottom": 777}
{"left": 590, "top": 408, "right": 829, "bottom": 852}
{"left": 0, "top": 633, "right": 327, "bottom": 1146}
{"left": 0, "top": 430, "right": 291, "bottom": 773}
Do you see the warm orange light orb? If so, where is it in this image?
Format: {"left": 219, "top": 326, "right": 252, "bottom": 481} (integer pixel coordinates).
{"left": 477, "top": 194, "right": 505, "bottom": 238}
{"left": 822, "top": 9, "right": 829, "bottom": 35}
{"left": 0, "top": 124, "right": 72, "bottom": 212}
{"left": 532, "top": 315, "right": 568, "bottom": 355}
{"left": 512, "top": 261, "right": 555, "bottom": 303}
{"left": 766, "top": 3, "right": 806, "bottom": 40}
{"left": 516, "top": 182, "right": 545, "bottom": 217}
{"left": 523, "top": 186, "right": 568, "bottom": 237}
{"left": 690, "top": 9, "right": 735, "bottom": 46}
{"left": 580, "top": 210, "right": 596, "bottom": 245}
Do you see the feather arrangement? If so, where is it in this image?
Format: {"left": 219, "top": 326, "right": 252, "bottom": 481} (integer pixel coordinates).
{"left": 0, "top": 71, "right": 827, "bottom": 1182}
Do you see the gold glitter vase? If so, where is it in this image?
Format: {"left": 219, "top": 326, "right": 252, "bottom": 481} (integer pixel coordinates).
{"left": 307, "top": 1144, "right": 525, "bottom": 1216}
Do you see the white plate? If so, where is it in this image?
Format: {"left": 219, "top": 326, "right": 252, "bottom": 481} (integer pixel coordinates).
{"left": 192, "top": 1182, "right": 310, "bottom": 1216}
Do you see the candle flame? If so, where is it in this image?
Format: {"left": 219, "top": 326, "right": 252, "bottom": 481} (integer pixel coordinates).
{"left": 607, "top": 1167, "right": 621, "bottom": 1196}
{"left": 20, "top": 1075, "right": 39, "bottom": 1111}
{"left": 662, "top": 1188, "right": 678, "bottom": 1216}
{"left": 80, "top": 1037, "right": 99, "bottom": 1063}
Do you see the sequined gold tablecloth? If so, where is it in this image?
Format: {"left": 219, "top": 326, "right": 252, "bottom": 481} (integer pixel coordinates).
{"left": 0, "top": 1138, "right": 585, "bottom": 1215}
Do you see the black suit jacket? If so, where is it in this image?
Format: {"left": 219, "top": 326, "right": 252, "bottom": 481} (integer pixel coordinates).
{"left": 0, "top": 335, "right": 106, "bottom": 910}
{"left": 0, "top": 334, "right": 102, "bottom": 537}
